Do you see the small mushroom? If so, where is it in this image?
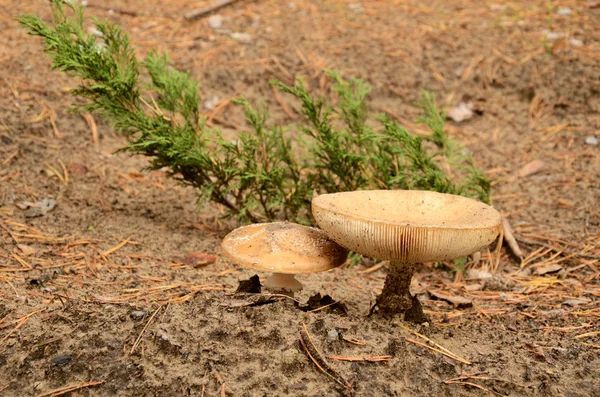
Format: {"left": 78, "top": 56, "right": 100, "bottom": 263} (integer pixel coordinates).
{"left": 221, "top": 222, "right": 348, "bottom": 294}
{"left": 312, "top": 190, "right": 502, "bottom": 322}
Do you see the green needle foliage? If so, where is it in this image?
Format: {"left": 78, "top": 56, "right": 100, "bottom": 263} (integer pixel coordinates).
{"left": 18, "top": 0, "right": 491, "bottom": 224}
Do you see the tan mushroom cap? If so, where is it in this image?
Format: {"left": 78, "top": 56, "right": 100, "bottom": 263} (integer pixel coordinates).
{"left": 312, "top": 190, "right": 502, "bottom": 264}
{"left": 221, "top": 222, "right": 348, "bottom": 274}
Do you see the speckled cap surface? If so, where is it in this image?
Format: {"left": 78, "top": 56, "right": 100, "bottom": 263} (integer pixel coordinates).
{"left": 312, "top": 190, "right": 502, "bottom": 263}
{"left": 221, "top": 222, "right": 348, "bottom": 273}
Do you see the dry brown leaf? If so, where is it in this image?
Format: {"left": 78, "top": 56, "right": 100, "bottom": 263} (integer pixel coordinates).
{"left": 17, "top": 244, "right": 37, "bottom": 256}
{"left": 534, "top": 263, "right": 563, "bottom": 275}
{"left": 428, "top": 290, "right": 472, "bottom": 308}
{"left": 183, "top": 252, "right": 217, "bottom": 268}
{"left": 464, "top": 283, "right": 484, "bottom": 291}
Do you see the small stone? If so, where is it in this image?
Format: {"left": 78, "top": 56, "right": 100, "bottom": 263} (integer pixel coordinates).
{"left": 545, "top": 32, "right": 564, "bottom": 41}
{"left": 556, "top": 7, "right": 572, "bottom": 16}
{"left": 447, "top": 102, "right": 474, "bottom": 123}
{"left": 19, "top": 198, "right": 57, "bottom": 218}
{"left": 129, "top": 310, "right": 146, "bottom": 321}
{"left": 230, "top": 32, "right": 251, "bottom": 43}
{"left": 52, "top": 354, "right": 72, "bottom": 366}
{"left": 281, "top": 349, "right": 299, "bottom": 365}
{"left": 327, "top": 329, "right": 339, "bottom": 341}
{"left": 584, "top": 136, "right": 598, "bottom": 145}
{"left": 467, "top": 269, "right": 493, "bottom": 280}
{"left": 203, "top": 97, "right": 220, "bottom": 111}
{"left": 208, "top": 14, "right": 223, "bottom": 29}
{"left": 348, "top": 3, "right": 364, "bottom": 13}
{"left": 569, "top": 38, "right": 583, "bottom": 47}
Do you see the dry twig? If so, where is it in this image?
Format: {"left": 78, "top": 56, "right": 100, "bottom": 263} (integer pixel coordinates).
{"left": 184, "top": 0, "right": 245, "bottom": 20}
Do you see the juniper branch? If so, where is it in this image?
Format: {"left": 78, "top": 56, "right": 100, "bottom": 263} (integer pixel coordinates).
{"left": 18, "top": 0, "right": 491, "bottom": 225}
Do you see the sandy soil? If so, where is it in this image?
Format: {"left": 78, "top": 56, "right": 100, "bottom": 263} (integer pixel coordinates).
{"left": 1, "top": 0, "right": 599, "bottom": 396}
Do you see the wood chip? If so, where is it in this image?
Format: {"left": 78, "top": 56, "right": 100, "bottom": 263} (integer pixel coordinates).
{"left": 428, "top": 290, "right": 472, "bottom": 308}
{"left": 183, "top": 252, "right": 217, "bottom": 267}
{"left": 534, "top": 264, "right": 563, "bottom": 275}
{"left": 518, "top": 159, "right": 545, "bottom": 178}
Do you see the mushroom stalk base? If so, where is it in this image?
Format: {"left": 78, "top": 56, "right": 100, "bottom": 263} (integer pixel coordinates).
{"left": 263, "top": 273, "right": 303, "bottom": 297}
{"left": 372, "top": 262, "right": 427, "bottom": 323}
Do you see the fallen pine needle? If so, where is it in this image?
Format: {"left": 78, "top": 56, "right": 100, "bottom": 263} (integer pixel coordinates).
{"left": 405, "top": 337, "right": 472, "bottom": 365}
{"left": 307, "top": 299, "right": 345, "bottom": 313}
{"left": 574, "top": 331, "right": 600, "bottom": 340}
{"left": 0, "top": 275, "right": 19, "bottom": 297}
{"left": 580, "top": 342, "right": 600, "bottom": 349}
{"left": 396, "top": 323, "right": 471, "bottom": 364}
{"left": 81, "top": 113, "right": 99, "bottom": 151}
{"left": 342, "top": 336, "right": 367, "bottom": 346}
{"left": 130, "top": 305, "right": 162, "bottom": 354}
{"left": 0, "top": 307, "right": 47, "bottom": 330}
{"left": 0, "top": 307, "right": 47, "bottom": 349}
{"left": 445, "top": 373, "right": 525, "bottom": 388}
{"left": 37, "top": 381, "right": 103, "bottom": 397}
{"left": 502, "top": 217, "right": 523, "bottom": 259}
{"left": 357, "top": 261, "right": 386, "bottom": 273}
{"left": 102, "top": 238, "right": 131, "bottom": 256}
{"left": 299, "top": 322, "right": 352, "bottom": 390}
{"left": 58, "top": 159, "right": 68, "bottom": 186}
{"left": 328, "top": 355, "right": 392, "bottom": 362}
{"left": 44, "top": 162, "right": 67, "bottom": 186}
{"left": 445, "top": 380, "right": 505, "bottom": 396}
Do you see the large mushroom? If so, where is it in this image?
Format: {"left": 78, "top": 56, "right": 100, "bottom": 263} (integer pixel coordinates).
{"left": 312, "top": 190, "right": 502, "bottom": 322}
{"left": 221, "top": 222, "right": 348, "bottom": 294}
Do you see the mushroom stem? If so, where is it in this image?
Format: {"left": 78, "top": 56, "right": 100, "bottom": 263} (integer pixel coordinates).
{"left": 373, "top": 262, "right": 426, "bottom": 323}
{"left": 263, "top": 272, "right": 303, "bottom": 295}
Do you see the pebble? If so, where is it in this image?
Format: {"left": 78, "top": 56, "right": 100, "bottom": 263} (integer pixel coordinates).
{"left": 348, "top": 3, "right": 364, "bottom": 13}
{"left": 230, "top": 32, "right": 251, "bottom": 44}
{"left": 569, "top": 38, "right": 583, "bottom": 47}
{"left": 546, "top": 32, "right": 564, "bottom": 41}
{"left": 281, "top": 349, "right": 299, "bottom": 365}
{"left": 208, "top": 14, "right": 223, "bottom": 29}
{"left": 585, "top": 136, "right": 598, "bottom": 146}
{"left": 52, "top": 354, "right": 72, "bottom": 366}
{"left": 327, "top": 328, "right": 339, "bottom": 341}
{"left": 448, "top": 102, "right": 474, "bottom": 123}
{"left": 129, "top": 310, "right": 146, "bottom": 321}
{"left": 556, "top": 7, "right": 572, "bottom": 16}
{"left": 203, "top": 96, "right": 220, "bottom": 111}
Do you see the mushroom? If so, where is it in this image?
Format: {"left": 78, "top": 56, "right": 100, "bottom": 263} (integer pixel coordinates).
{"left": 312, "top": 190, "right": 502, "bottom": 322}
{"left": 221, "top": 222, "right": 348, "bottom": 294}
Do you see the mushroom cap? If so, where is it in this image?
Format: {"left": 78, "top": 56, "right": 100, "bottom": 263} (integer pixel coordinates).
{"left": 312, "top": 190, "right": 502, "bottom": 263}
{"left": 221, "top": 222, "right": 348, "bottom": 274}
